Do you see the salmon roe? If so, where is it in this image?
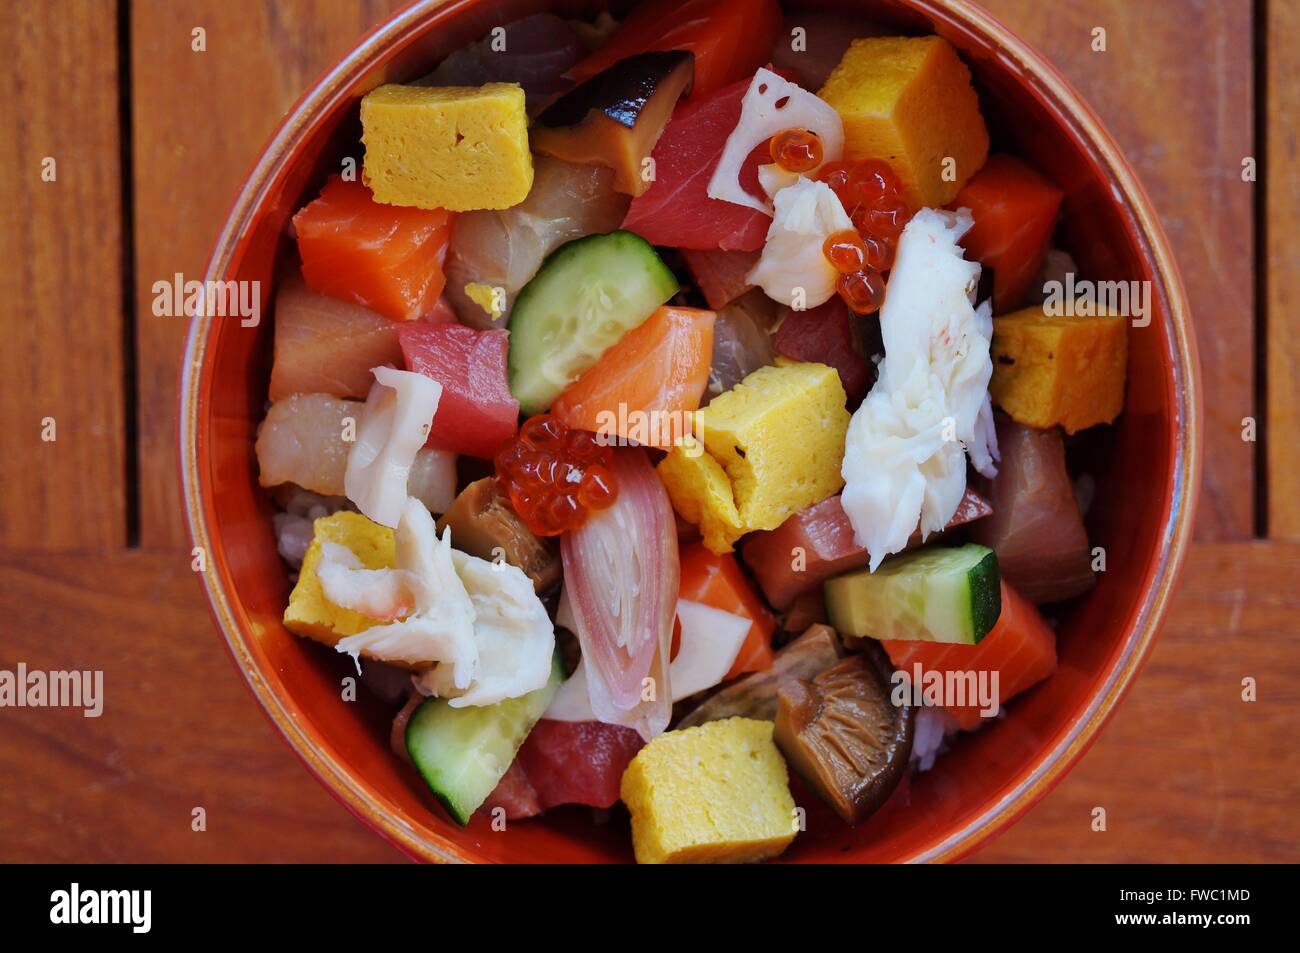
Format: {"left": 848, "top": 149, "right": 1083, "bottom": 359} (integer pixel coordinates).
{"left": 770, "top": 128, "right": 823, "bottom": 174}
{"left": 822, "top": 229, "right": 867, "bottom": 274}
{"left": 495, "top": 414, "right": 618, "bottom": 536}
{"left": 816, "top": 158, "right": 914, "bottom": 313}
{"left": 837, "top": 268, "right": 887, "bottom": 314}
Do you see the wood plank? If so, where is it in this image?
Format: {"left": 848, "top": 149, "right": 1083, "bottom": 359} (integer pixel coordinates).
{"left": 981, "top": 0, "right": 1256, "bottom": 540}
{"left": 1268, "top": 0, "right": 1300, "bottom": 538}
{"left": 0, "top": 0, "right": 126, "bottom": 550}
{"left": 970, "top": 541, "right": 1300, "bottom": 863}
{"left": 0, "top": 549, "right": 402, "bottom": 863}
{"left": 0, "top": 542, "right": 1293, "bottom": 862}
{"left": 130, "top": 0, "right": 408, "bottom": 549}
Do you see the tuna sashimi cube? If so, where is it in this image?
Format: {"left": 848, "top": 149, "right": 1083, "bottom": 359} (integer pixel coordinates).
{"left": 742, "top": 490, "right": 993, "bottom": 609}
{"left": 398, "top": 323, "right": 520, "bottom": 459}
{"left": 515, "top": 719, "right": 645, "bottom": 810}
{"left": 621, "top": 77, "right": 771, "bottom": 251}
{"left": 681, "top": 248, "right": 760, "bottom": 310}
{"left": 771, "top": 298, "right": 875, "bottom": 403}
{"left": 480, "top": 758, "right": 542, "bottom": 821}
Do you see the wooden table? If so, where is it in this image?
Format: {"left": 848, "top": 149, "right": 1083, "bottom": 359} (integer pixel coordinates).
{"left": 1, "top": 0, "right": 1295, "bottom": 863}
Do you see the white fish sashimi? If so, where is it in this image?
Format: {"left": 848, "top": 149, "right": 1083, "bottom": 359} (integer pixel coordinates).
{"left": 708, "top": 67, "right": 844, "bottom": 213}
{"left": 841, "top": 208, "right": 998, "bottom": 569}
{"left": 443, "top": 156, "right": 629, "bottom": 327}
{"left": 344, "top": 366, "right": 442, "bottom": 527}
{"left": 747, "top": 178, "right": 853, "bottom": 309}
{"left": 406, "top": 446, "right": 457, "bottom": 516}
{"left": 255, "top": 393, "right": 360, "bottom": 496}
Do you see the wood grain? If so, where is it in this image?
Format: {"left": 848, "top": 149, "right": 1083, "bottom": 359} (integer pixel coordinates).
{"left": 0, "top": 0, "right": 126, "bottom": 550}
{"left": 0, "top": 549, "right": 402, "bottom": 863}
{"left": 981, "top": 0, "right": 1257, "bottom": 541}
{"left": 129, "top": 0, "right": 408, "bottom": 548}
{"left": 1267, "top": 0, "right": 1300, "bottom": 538}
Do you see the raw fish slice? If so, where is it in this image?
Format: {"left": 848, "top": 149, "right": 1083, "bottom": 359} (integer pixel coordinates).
{"left": 681, "top": 247, "right": 759, "bottom": 309}
{"left": 443, "top": 156, "right": 629, "bottom": 328}
{"left": 970, "top": 416, "right": 1095, "bottom": 604}
{"left": 269, "top": 275, "right": 403, "bottom": 401}
{"left": 515, "top": 719, "right": 645, "bottom": 810}
{"left": 256, "top": 393, "right": 360, "bottom": 496}
{"left": 770, "top": 10, "right": 889, "bottom": 89}
{"left": 704, "top": 290, "right": 778, "bottom": 400}
{"left": 771, "top": 297, "right": 875, "bottom": 403}
{"left": 881, "top": 580, "right": 1057, "bottom": 730}
{"left": 621, "top": 77, "right": 772, "bottom": 251}
{"left": 292, "top": 176, "right": 454, "bottom": 323}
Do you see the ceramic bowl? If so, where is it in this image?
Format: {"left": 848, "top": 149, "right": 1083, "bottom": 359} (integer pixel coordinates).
{"left": 181, "top": 0, "right": 1201, "bottom": 862}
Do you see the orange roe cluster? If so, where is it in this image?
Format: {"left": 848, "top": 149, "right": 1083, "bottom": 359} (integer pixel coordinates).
{"left": 495, "top": 414, "right": 618, "bottom": 536}
{"left": 815, "top": 159, "right": 915, "bottom": 313}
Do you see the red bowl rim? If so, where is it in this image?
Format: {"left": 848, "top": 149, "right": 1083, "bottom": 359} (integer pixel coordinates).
{"left": 179, "top": 0, "right": 1202, "bottom": 863}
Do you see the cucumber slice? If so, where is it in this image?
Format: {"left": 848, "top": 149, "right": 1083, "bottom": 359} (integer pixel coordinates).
{"left": 508, "top": 230, "right": 678, "bottom": 415}
{"left": 405, "top": 653, "right": 563, "bottom": 825}
{"left": 824, "top": 544, "right": 1001, "bottom": 645}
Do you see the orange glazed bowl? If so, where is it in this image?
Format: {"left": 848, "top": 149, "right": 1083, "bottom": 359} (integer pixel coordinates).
{"left": 181, "top": 0, "right": 1200, "bottom": 863}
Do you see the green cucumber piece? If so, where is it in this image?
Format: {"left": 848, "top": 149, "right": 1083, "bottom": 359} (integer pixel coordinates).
{"left": 507, "top": 230, "right": 678, "bottom": 415}
{"left": 405, "top": 653, "right": 563, "bottom": 825}
{"left": 824, "top": 544, "right": 1001, "bottom": 645}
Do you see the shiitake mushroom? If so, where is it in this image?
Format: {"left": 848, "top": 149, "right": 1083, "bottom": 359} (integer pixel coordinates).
{"left": 774, "top": 642, "right": 913, "bottom": 826}
{"left": 531, "top": 51, "right": 694, "bottom": 196}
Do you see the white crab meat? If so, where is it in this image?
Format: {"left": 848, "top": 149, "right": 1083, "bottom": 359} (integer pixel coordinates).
{"left": 332, "top": 499, "right": 478, "bottom": 686}
{"left": 841, "top": 208, "right": 999, "bottom": 569}
{"left": 328, "top": 497, "right": 555, "bottom": 707}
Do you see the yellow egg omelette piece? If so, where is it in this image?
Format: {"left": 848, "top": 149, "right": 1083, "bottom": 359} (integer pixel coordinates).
{"left": 620, "top": 718, "right": 798, "bottom": 865}
{"left": 818, "top": 36, "right": 989, "bottom": 209}
{"left": 658, "top": 360, "right": 849, "bottom": 553}
{"left": 360, "top": 83, "right": 533, "bottom": 211}
{"left": 990, "top": 304, "right": 1128, "bottom": 433}
{"left": 283, "top": 510, "right": 395, "bottom": 647}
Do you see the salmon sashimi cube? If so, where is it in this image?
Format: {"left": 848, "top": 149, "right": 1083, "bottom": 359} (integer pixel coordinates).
{"left": 949, "top": 154, "right": 1063, "bottom": 313}
{"left": 550, "top": 306, "right": 715, "bottom": 448}
{"left": 292, "top": 175, "right": 455, "bottom": 322}
{"left": 881, "top": 580, "right": 1057, "bottom": 730}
